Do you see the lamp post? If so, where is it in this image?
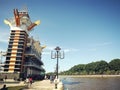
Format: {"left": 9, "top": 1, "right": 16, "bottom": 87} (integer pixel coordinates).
{"left": 0, "top": 51, "right": 5, "bottom": 64}
{"left": 51, "top": 46, "right": 64, "bottom": 79}
{"left": 0, "top": 51, "right": 2, "bottom": 64}
{"left": 0, "top": 51, "right": 6, "bottom": 72}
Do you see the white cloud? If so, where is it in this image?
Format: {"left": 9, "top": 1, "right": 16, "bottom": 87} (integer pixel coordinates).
{"left": 45, "top": 46, "right": 56, "bottom": 51}
{"left": 94, "top": 42, "right": 112, "bottom": 47}
{"left": 0, "top": 39, "right": 8, "bottom": 43}
{"left": 42, "top": 46, "right": 79, "bottom": 55}
{"left": 64, "top": 48, "right": 79, "bottom": 53}
{"left": 42, "top": 52, "right": 51, "bottom": 55}
{"left": 87, "top": 42, "right": 112, "bottom": 52}
{"left": 88, "top": 48, "right": 97, "bottom": 51}
{"left": 42, "top": 46, "right": 55, "bottom": 55}
{"left": 0, "top": 28, "right": 9, "bottom": 43}
{"left": 0, "top": 48, "right": 6, "bottom": 52}
{"left": 64, "top": 49, "right": 70, "bottom": 53}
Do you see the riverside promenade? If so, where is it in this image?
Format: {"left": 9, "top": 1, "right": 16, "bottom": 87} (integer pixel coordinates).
{"left": 23, "top": 80, "right": 55, "bottom": 90}
{"left": 0, "top": 79, "right": 25, "bottom": 89}
{"left": 0, "top": 80, "right": 55, "bottom": 90}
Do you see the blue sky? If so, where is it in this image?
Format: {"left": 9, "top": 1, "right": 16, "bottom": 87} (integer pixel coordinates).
{"left": 0, "top": 0, "right": 120, "bottom": 72}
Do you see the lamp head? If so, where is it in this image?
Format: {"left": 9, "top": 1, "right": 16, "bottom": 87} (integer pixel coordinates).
{"left": 55, "top": 46, "right": 61, "bottom": 51}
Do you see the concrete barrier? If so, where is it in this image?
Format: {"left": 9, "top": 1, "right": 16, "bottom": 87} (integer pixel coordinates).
{"left": 58, "top": 81, "right": 64, "bottom": 90}
{"left": 53, "top": 78, "right": 64, "bottom": 90}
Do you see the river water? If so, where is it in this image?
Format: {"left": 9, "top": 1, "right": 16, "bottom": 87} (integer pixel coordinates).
{"left": 60, "top": 76, "right": 120, "bottom": 90}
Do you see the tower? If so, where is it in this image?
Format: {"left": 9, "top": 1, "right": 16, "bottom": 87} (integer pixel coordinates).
{"left": 3, "top": 8, "right": 45, "bottom": 79}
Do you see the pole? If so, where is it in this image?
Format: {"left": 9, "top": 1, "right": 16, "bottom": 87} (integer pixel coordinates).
{"left": 0, "top": 51, "right": 2, "bottom": 64}
{"left": 56, "top": 51, "right": 59, "bottom": 79}
{"left": 51, "top": 46, "right": 64, "bottom": 90}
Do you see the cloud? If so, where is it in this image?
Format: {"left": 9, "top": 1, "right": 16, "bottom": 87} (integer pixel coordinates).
{"left": 0, "top": 28, "right": 9, "bottom": 43}
{"left": 0, "top": 39, "right": 8, "bottom": 43}
{"left": 88, "top": 48, "right": 97, "bottom": 51}
{"left": 64, "top": 48, "right": 79, "bottom": 53}
{"left": 42, "top": 46, "right": 79, "bottom": 55}
{"left": 42, "top": 46, "right": 56, "bottom": 55}
{"left": 87, "top": 42, "right": 112, "bottom": 52}
{"left": 42, "top": 52, "right": 51, "bottom": 55}
{"left": 45, "top": 46, "right": 56, "bottom": 51}
{"left": 94, "top": 42, "right": 112, "bottom": 47}
{"left": 0, "top": 48, "right": 6, "bottom": 52}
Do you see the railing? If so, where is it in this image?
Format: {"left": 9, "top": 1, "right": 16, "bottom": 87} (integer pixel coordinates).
{"left": 0, "top": 63, "right": 5, "bottom": 66}
{"left": 24, "top": 62, "right": 42, "bottom": 70}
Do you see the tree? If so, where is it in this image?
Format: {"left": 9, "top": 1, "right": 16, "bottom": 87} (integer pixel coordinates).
{"left": 95, "top": 60, "right": 109, "bottom": 74}
{"left": 85, "top": 62, "right": 96, "bottom": 74}
{"left": 69, "top": 64, "right": 86, "bottom": 74}
{"left": 109, "top": 59, "right": 120, "bottom": 71}
{"left": 59, "top": 58, "right": 120, "bottom": 75}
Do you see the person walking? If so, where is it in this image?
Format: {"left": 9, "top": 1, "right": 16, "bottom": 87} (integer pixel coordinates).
{"left": 4, "top": 75, "right": 7, "bottom": 82}
{"left": 29, "top": 77, "right": 33, "bottom": 87}
{"left": 0, "top": 84, "right": 7, "bottom": 90}
{"left": 25, "top": 77, "right": 29, "bottom": 88}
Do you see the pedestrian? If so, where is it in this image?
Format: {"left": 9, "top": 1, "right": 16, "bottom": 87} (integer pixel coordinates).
{"left": 4, "top": 75, "right": 7, "bottom": 82}
{"left": 50, "top": 75, "right": 53, "bottom": 83}
{"left": 0, "top": 84, "right": 7, "bottom": 90}
{"left": 29, "top": 77, "right": 33, "bottom": 86}
{"left": 25, "top": 78, "right": 29, "bottom": 87}
{"left": 44, "top": 75, "right": 47, "bottom": 80}
{"left": 14, "top": 77, "right": 16, "bottom": 81}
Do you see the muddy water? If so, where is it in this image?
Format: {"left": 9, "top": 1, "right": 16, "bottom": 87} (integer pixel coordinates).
{"left": 60, "top": 76, "right": 120, "bottom": 90}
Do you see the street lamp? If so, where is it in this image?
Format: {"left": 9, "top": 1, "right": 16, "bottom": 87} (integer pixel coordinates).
{"left": 0, "top": 51, "right": 2, "bottom": 64}
{"left": 0, "top": 51, "right": 6, "bottom": 72}
{"left": 51, "top": 46, "right": 64, "bottom": 79}
{"left": 0, "top": 51, "right": 4, "bottom": 64}
{"left": 0, "top": 51, "right": 6, "bottom": 64}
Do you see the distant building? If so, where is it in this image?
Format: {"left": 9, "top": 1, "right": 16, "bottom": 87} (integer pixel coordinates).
{"left": 1, "top": 8, "right": 45, "bottom": 80}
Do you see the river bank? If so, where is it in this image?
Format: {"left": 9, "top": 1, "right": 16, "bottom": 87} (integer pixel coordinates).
{"left": 60, "top": 75, "right": 120, "bottom": 78}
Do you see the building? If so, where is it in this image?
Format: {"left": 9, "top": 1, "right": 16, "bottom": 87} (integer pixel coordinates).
{"left": 1, "top": 8, "right": 45, "bottom": 80}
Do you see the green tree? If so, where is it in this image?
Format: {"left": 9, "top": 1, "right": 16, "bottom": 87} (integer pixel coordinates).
{"left": 59, "top": 58, "right": 120, "bottom": 75}
{"left": 85, "top": 62, "right": 96, "bottom": 74}
{"left": 69, "top": 64, "right": 86, "bottom": 74}
{"left": 95, "top": 60, "right": 109, "bottom": 74}
{"left": 109, "top": 59, "right": 120, "bottom": 71}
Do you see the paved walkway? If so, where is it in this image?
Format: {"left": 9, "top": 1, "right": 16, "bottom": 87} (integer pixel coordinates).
{"left": 0, "top": 80, "right": 55, "bottom": 90}
{"left": 0, "top": 81, "right": 25, "bottom": 89}
{"left": 23, "top": 80, "right": 55, "bottom": 90}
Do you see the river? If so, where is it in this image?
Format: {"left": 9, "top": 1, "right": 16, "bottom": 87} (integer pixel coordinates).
{"left": 60, "top": 76, "right": 120, "bottom": 90}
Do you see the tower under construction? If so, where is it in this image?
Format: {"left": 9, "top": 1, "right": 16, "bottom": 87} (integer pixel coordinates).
{"left": 1, "top": 8, "right": 45, "bottom": 80}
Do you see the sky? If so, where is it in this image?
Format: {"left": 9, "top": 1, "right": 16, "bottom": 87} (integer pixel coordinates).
{"left": 0, "top": 0, "right": 120, "bottom": 73}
